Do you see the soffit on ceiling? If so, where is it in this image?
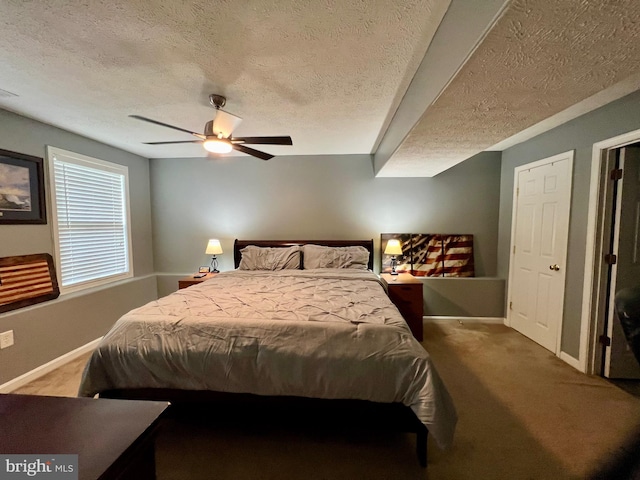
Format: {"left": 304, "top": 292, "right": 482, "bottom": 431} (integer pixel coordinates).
{"left": 378, "top": 0, "right": 640, "bottom": 177}
{"left": 0, "top": 0, "right": 450, "bottom": 159}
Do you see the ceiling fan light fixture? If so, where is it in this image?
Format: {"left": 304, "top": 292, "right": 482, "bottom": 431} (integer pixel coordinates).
{"left": 130, "top": 94, "right": 292, "bottom": 161}
{"left": 203, "top": 138, "right": 232, "bottom": 154}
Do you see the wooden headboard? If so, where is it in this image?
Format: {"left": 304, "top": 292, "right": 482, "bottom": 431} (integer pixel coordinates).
{"left": 233, "top": 240, "right": 374, "bottom": 270}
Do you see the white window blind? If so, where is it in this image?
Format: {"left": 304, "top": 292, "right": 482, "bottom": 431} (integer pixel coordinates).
{"left": 48, "top": 147, "right": 132, "bottom": 291}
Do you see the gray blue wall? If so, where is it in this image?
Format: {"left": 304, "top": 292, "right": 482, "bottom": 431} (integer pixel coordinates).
{"left": 498, "top": 89, "right": 640, "bottom": 359}
{"left": 150, "top": 151, "right": 504, "bottom": 312}
{"left": 0, "top": 109, "right": 157, "bottom": 385}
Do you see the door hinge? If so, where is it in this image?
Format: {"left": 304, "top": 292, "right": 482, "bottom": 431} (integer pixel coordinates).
{"left": 513, "top": 245, "right": 516, "bottom": 254}
{"left": 610, "top": 168, "right": 623, "bottom": 181}
{"left": 604, "top": 253, "right": 617, "bottom": 265}
{"left": 599, "top": 334, "right": 611, "bottom": 346}
{"left": 509, "top": 301, "right": 513, "bottom": 310}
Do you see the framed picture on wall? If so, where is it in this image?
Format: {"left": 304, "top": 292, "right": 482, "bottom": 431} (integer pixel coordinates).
{"left": 411, "top": 233, "right": 475, "bottom": 277}
{"left": 0, "top": 149, "right": 46, "bottom": 224}
{"left": 380, "top": 233, "right": 475, "bottom": 277}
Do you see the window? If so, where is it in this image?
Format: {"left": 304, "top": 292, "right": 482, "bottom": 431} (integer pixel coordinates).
{"left": 47, "top": 147, "right": 133, "bottom": 292}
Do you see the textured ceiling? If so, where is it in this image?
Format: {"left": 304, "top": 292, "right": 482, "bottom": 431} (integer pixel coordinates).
{"left": 0, "top": 0, "right": 450, "bottom": 159}
{"left": 0, "top": 1, "right": 638, "bottom": 174}
{"left": 378, "top": 0, "right": 640, "bottom": 177}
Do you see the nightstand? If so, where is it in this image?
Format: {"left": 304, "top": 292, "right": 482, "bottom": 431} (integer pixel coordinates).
{"left": 178, "top": 272, "right": 218, "bottom": 289}
{"left": 380, "top": 273, "right": 424, "bottom": 341}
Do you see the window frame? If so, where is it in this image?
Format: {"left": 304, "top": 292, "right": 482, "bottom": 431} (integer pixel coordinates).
{"left": 46, "top": 146, "right": 134, "bottom": 294}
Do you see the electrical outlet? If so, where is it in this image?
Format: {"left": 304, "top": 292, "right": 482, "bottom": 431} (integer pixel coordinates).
{"left": 0, "top": 330, "right": 14, "bottom": 349}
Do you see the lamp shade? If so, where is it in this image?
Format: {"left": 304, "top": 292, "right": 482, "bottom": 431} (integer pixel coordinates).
{"left": 205, "top": 239, "right": 223, "bottom": 255}
{"left": 384, "top": 239, "right": 403, "bottom": 256}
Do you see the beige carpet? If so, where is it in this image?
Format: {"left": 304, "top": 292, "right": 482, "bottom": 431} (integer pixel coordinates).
{"left": 12, "top": 322, "right": 640, "bottom": 479}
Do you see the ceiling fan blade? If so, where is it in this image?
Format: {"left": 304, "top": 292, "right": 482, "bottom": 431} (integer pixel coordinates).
{"left": 143, "top": 140, "right": 203, "bottom": 145}
{"left": 232, "top": 144, "right": 273, "bottom": 161}
{"left": 212, "top": 109, "right": 243, "bottom": 137}
{"left": 232, "top": 136, "right": 293, "bottom": 145}
{"left": 129, "top": 115, "right": 205, "bottom": 139}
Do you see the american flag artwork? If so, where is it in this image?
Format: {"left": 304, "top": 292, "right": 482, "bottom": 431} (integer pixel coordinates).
{"left": 0, "top": 254, "right": 59, "bottom": 313}
{"left": 381, "top": 234, "right": 474, "bottom": 277}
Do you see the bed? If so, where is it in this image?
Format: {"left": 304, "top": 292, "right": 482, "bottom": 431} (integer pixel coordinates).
{"left": 78, "top": 239, "right": 456, "bottom": 466}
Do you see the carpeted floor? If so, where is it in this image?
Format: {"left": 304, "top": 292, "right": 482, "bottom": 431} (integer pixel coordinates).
{"left": 12, "top": 321, "right": 640, "bottom": 479}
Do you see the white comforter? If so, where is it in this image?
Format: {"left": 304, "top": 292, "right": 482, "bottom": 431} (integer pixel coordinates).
{"left": 79, "top": 269, "right": 457, "bottom": 448}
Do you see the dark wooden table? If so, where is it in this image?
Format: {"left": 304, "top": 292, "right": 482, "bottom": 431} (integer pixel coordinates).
{"left": 178, "top": 272, "right": 218, "bottom": 289}
{"left": 0, "top": 393, "right": 168, "bottom": 480}
{"left": 380, "top": 273, "right": 424, "bottom": 341}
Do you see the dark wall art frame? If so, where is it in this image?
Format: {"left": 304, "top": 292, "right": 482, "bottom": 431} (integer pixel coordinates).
{"left": 0, "top": 149, "right": 46, "bottom": 225}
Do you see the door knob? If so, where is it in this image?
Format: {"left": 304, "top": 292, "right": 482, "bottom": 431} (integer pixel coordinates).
{"left": 549, "top": 264, "right": 560, "bottom": 271}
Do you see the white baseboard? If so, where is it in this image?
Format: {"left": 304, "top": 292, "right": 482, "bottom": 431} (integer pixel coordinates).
{"left": 0, "top": 337, "right": 102, "bottom": 393}
{"left": 424, "top": 316, "right": 506, "bottom": 324}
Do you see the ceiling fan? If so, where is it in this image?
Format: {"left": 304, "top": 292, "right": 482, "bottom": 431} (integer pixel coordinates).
{"left": 130, "top": 94, "right": 292, "bottom": 160}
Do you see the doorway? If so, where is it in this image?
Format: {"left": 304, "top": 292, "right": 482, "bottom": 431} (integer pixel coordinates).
{"left": 582, "top": 128, "right": 640, "bottom": 377}
{"left": 599, "top": 145, "right": 640, "bottom": 379}
{"left": 506, "top": 151, "right": 573, "bottom": 354}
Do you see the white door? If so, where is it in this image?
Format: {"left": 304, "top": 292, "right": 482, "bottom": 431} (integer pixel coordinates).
{"left": 508, "top": 152, "right": 573, "bottom": 353}
{"left": 605, "top": 146, "right": 640, "bottom": 378}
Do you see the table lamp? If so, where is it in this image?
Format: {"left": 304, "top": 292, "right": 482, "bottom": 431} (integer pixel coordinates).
{"left": 205, "top": 239, "right": 223, "bottom": 273}
{"left": 384, "top": 239, "right": 403, "bottom": 275}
